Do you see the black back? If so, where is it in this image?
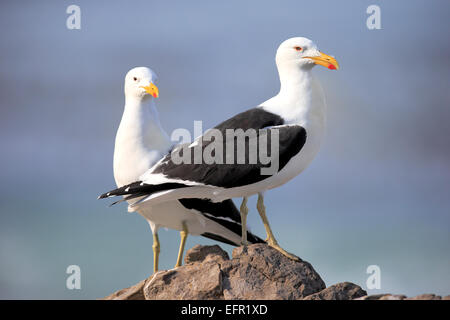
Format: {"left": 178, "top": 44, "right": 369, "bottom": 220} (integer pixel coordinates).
{"left": 152, "top": 108, "right": 307, "bottom": 188}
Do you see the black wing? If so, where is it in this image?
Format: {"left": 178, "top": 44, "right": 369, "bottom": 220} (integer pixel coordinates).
{"left": 98, "top": 108, "right": 307, "bottom": 199}
{"left": 98, "top": 181, "right": 188, "bottom": 199}
{"left": 152, "top": 108, "right": 307, "bottom": 188}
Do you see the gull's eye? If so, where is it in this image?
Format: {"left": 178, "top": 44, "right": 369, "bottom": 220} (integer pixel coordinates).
{"left": 294, "top": 46, "right": 303, "bottom": 51}
{"left": 133, "top": 77, "right": 138, "bottom": 81}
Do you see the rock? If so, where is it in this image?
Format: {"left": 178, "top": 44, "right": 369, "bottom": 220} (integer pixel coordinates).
{"left": 102, "top": 279, "right": 146, "bottom": 300}
{"left": 355, "top": 294, "right": 407, "bottom": 300}
{"left": 356, "top": 293, "right": 446, "bottom": 300}
{"left": 406, "top": 294, "right": 442, "bottom": 300}
{"left": 220, "top": 244, "right": 325, "bottom": 299}
{"left": 143, "top": 262, "right": 223, "bottom": 300}
{"left": 102, "top": 244, "right": 449, "bottom": 300}
{"left": 378, "top": 294, "right": 407, "bottom": 300}
{"left": 103, "top": 244, "right": 325, "bottom": 300}
{"left": 303, "top": 282, "right": 367, "bottom": 300}
{"left": 184, "top": 244, "right": 229, "bottom": 264}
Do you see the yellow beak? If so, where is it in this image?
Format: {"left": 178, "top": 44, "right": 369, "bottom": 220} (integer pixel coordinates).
{"left": 306, "top": 52, "right": 339, "bottom": 70}
{"left": 141, "top": 83, "right": 159, "bottom": 98}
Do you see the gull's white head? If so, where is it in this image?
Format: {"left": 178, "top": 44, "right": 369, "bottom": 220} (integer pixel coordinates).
{"left": 124, "top": 67, "right": 159, "bottom": 100}
{"left": 276, "top": 37, "right": 339, "bottom": 71}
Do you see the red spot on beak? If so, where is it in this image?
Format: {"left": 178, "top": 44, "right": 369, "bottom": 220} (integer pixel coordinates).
{"left": 328, "top": 64, "right": 336, "bottom": 70}
{"left": 152, "top": 93, "right": 158, "bottom": 98}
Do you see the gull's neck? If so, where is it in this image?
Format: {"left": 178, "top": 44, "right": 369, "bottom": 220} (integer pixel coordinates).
{"left": 122, "top": 96, "right": 166, "bottom": 138}
{"left": 113, "top": 95, "right": 171, "bottom": 187}
{"left": 261, "top": 64, "right": 317, "bottom": 125}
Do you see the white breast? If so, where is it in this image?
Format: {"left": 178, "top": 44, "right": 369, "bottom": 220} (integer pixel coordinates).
{"left": 113, "top": 100, "right": 171, "bottom": 187}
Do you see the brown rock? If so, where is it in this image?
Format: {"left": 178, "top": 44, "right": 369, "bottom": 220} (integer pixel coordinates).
{"left": 102, "top": 244, "right": 448, "bottom": 300}
{"left": 378, "top": 294, "right": 407, "bottom": 300}
{"left": 355, "top": 294, "right": 409, "bottom": 300}
{"left": 220, "top": 244, "right": 325, "bottom": 299}
{"left": 406, "top": 294, "right": 441, "bottom": 300}
{"left": 104, "top": 243, "right": 325, "bottom": 300}
{"left": 143, "top": 261, "right": 223, "bottom": 300}
{"left": 354, "top": 294, "right": 383, "bottom": 300}
{"left": 102, "top": 279, "right": 146, "bottom": 300}
{"left": 184, "top": 244, "right": 229, "bottom": 264}
{"left": 303, "top": 282, "right": 367, "bottom": 300}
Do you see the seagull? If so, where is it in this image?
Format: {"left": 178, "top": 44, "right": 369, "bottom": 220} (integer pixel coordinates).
{"left": 105, "top": 67, "right": 263, "bottom": 273}
{"left": 100, "top": 38, "right": 339, "bottom": 260}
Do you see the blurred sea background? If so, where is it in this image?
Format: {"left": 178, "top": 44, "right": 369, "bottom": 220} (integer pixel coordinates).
{"left": 0, "top": 0, "right": 449, "bottom": 299}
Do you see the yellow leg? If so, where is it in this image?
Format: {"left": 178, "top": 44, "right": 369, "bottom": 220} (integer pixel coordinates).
{"left": 152, "top": 232, "right": 160, "bottom": 273}
{"left": 257, "top": 193, "right": 300, "bottom": 261}
{"left": 240, "top": 197, "right": 249, "bottom": 246}
{"left": 175, "top": 221, "right": 188, "bottom": 268}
